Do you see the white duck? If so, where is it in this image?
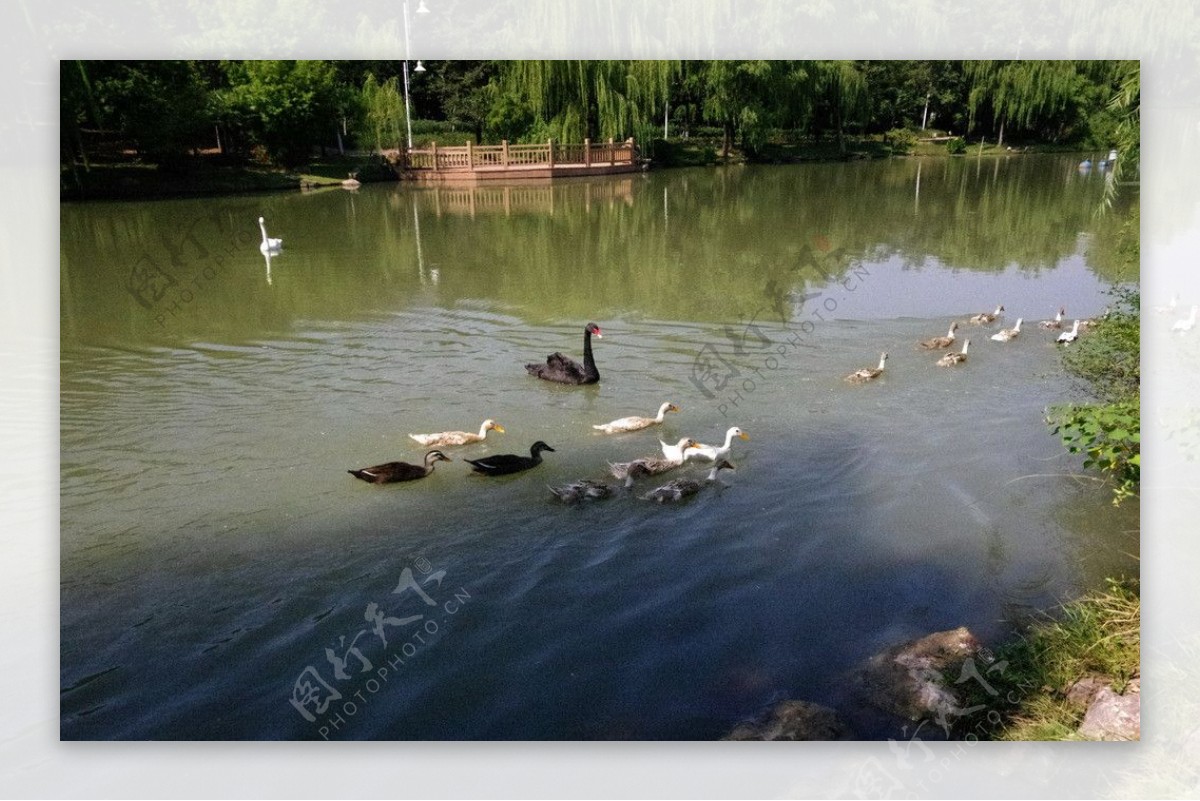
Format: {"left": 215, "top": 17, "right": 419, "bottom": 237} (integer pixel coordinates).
{"left": 641, "top": 460, "right": 735, "bottom": 503}
{"left": 258, "top": 216, "right": 283, "bottom": 254}
{"left": 845, "top": 352, "right": 887, "bottom": 383}
{"left": 969, "top": 305, "right": 1004, "bottom": 325}
{"left": 1172, "top": 305, "right": 1198, "bottom": 334}
{"left": 1039, "top": 307, "right": 1066, "bottom": 330}
{"left": 593, "top": 402, "right": 679, "bottom": 434}
{"left": 1057, "top": 320, "right": 1082, "bottom": 344}
{"left": 409, "top": 419, "right": 505, "bottom": 447}
{"left": 990, "top": 318, "right": 1023, "bottom": 342}
{"left": 659, "top": 435, "right": 702, "bottom": 462}
{"left": 1154, "top": 294, "right": 1180, "bottom": 315}
{"left": 687, "top": 426, "right": 749, "bottom": 462}
{"left": 936, "top": 339, "right": 969, "bottom": 366}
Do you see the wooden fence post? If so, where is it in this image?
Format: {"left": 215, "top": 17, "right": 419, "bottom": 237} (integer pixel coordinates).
{"left": 548, "top": 139, "right": 555, "bottom": 168}
{"left": 432, "top": 141, "right": 438, "bottom": 171}
{"left": 502, "top": 139, "right": 509, "bottom": 168}
{"left": 584, "top": 138, "right": 591, "bottom": 167}
{"left": 608, "top": 138, "right": 615, "bottom": 165}
{"left": 467, "top": 140, "right": 474, "bottom": 170}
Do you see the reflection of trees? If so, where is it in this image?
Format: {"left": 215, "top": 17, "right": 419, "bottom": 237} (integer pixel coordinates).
{"left": 408, "top": 155, "right": 1127, "bottom": 322}
{"left": 60, "top": 156, "right": 1135, "bottom": 346}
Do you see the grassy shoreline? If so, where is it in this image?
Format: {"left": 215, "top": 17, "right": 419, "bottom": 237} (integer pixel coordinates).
{"left": 964, "top": 577, "right": 1140, "bottom": 740}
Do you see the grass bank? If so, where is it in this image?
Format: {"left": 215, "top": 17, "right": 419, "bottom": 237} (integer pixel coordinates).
{"left": 964, "top": 577, "right": 1140, "bottom": 740}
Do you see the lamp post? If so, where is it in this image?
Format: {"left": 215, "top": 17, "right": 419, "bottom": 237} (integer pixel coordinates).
{"left": 401, "top": 0, "right": 429, "bottom": 151}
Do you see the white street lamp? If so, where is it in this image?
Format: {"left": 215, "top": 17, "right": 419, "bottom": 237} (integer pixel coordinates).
{"left": 401, "top": 0, "right": 430, "bottom": 151}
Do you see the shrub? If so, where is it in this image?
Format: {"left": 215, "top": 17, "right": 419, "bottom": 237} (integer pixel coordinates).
{"left": 945, "top": 136, "right": 967, "bottom": 155}
{"left": 886, "top": 127, "right": 918, "bottom": 153}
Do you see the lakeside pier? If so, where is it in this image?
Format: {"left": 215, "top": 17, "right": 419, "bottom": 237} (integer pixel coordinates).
{"left": 394, "top": 138, "right": 642, "bottom": 183}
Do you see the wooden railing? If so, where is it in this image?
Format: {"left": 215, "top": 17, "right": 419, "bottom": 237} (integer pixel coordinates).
{"left": 402, "top": 138, "right": 637, "bottom": 171}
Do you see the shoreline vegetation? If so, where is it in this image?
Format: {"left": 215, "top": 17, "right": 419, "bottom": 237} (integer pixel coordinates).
{"left": 61, "top": 59, "right": 1137, "bottom": 202}
{"left": 60, "top": 134, "right": 1100, "bottom": 202}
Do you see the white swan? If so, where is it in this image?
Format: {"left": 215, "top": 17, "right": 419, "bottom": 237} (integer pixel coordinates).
{"left": 1172, "top": 305, "right": 1198, "bottom": 334}
{"left": 258, "top": 216, "right": 283, "bottom": 254}
{"left": 593, "top": 402, "right": 679, "bottom": 434}
{"left": 1057, "top": 320, "right": 1082, "bottom": 344}
{"left": 990, "top": 318, "right": 1023, "bottom": 342}
{"left": 936, "top": 338, "right": 969, "bottom": 366}
{"left": 641, "top": 460, "right": 735, "bottom": 503}
{"left": 687, "top": 426, "right": 749, "bottom": 462}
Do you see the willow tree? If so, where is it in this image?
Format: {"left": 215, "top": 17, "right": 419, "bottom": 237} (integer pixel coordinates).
{"left": 494, "top": 60, "right": 679, "bottom": 144}
{"left": 816, "top": 61, "right": 868, "bottom": 153}
{"left": 360, "top": 73, "right": 404, "bottom": 152}
{"left": 701, "top": 60, "right": 820, "bottom": 157}
{"left": 966, "top": 60, "right": 1088, "bottom": 146}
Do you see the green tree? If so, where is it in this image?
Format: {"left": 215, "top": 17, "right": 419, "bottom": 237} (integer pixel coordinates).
{"left": 216, "top": 60, "right": 341, "bottom": 166}
{"left": 74, "top": 60, "right": 211, "bottom": 166}
{"left": 360, "top": 73, "right": 405, "bottom": 152}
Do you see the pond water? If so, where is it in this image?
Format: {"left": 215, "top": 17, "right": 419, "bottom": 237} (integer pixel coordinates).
{"left": 60, "top": 155, "right": 1138, "bottom": 740}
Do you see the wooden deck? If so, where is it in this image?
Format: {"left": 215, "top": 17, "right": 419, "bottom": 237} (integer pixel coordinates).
{"left": 394, "top": 138, "right": 644, "bottom": 183}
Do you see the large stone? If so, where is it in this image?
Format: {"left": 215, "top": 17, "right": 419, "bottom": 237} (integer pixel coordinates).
{"left": 725, "top": 700, "right": 853, "bottom": 741}
{"left": 857, "top": 626, "right": 986, "bottom": 723}
{"left": 1078, "top": 686, "right": 1140, "bottom": 741}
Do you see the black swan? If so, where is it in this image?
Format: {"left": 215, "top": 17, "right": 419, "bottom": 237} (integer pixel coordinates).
{"left": 466, "top": 441, "right": 555, "bottom": 476}
{"left": 349, "top": 450, "right": 451, "bottom": 483}
{"left": 525, "top": 323, "right": 602, "bottom": 384}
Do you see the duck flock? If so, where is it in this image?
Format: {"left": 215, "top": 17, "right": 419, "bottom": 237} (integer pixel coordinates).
{"left": 251, "top": 216, "right": 1113, "bottom": 504}
{"left": 347, "top": 320, "right": 744, "bottom": 504}
{"left": 344, "top": 301, "right": 1098, "bottom": 505}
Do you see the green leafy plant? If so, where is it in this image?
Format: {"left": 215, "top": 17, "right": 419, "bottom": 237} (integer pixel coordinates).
{"left": 1050, "top": 401, "right": 1140, "bottom": 505}
{"left": 1049, "top": 285, "right": 1139, "bottom": 505}
{"left": 945, "top": 136, "right": 967, "bottom": 154}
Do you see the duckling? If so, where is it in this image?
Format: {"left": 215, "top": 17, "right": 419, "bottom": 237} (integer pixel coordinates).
{"left": 687, "top": 427, "right": 749, "bottom": 462}
{"left": 845, "top": 352, "right": 887, "bottom": 383}
{"left": 1057, "top": 320, "right": 1082, "bottom": 344}
{"left": 409, "top": 419, "right": 505, "bottom": 447}
{"left": 936, "top": 338, "right": 969, "bottom": 366}
{"left": 1039, "top": 307, "right": 1066, "bottom": 329}
{"left": 465, "top": 441, "right": 555, "bottom": 476}
{"left": 549, "top": 463, "right": 651, "bottom": 503}
{"left": 641, "top": 460, "right": 735, "bottom": 503}
{"left": 969, "top": 305, "right": 1004, "bottom": 325}
{"left": 919, "top": 322, "right": 959, "bottom": 349}
{"left": 593, "top": 402, "right": 679, "bottom": 434}
{"left": 990, "top": 318, "right": 1023, "bottom": 342}
{"left": 348, "top": 450, "right": 451, "bottom": 483}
